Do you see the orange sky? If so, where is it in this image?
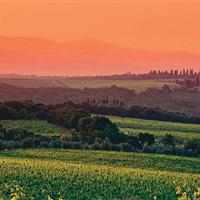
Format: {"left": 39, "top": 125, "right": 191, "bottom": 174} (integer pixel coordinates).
{"left": 0, "top": 1, "right": 200, "bottom": 75}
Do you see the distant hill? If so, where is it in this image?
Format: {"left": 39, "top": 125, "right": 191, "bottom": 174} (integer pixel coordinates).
{"left": 0, "top": 36, "right": 200, "bottom": 76}
{"left": 0, "top": 82, "right": 200, "bottom": 117}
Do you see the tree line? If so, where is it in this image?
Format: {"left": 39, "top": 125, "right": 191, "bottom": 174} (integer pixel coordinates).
{"left": 0, "top": 100, "right": 157, "bottom": 152}
{"left": 81, "top": 103, "right": 200, "bottom": 124}
{"left": 0, "top": 100, "right": 200, "bottom": 157}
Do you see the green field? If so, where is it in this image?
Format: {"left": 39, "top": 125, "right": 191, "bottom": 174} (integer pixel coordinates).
{"left": 0, "top": 149, "right": 199, "bottom": 200}
{"left": 0, "top": 78, "right": 177, "bottom": 92}
{"left": 1, "top": 116, "right": 200, "bottom": 141}
{"left": 109, "top": 116, "right": 200, "bottom": 140}
{"left": 0, "top": 120, "right": 70, "bottom": 136}
{"left": 61, "top": 79, "right": 176, "bottom": 92}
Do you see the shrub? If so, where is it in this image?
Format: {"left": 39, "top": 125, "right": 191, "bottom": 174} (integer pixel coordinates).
{"left": 110, "top": 144, "right": 121, "bottom": 151}
{"left": 49, "top": 139, "right": 61, "bottom": 148}
{"left": 33, "top": 138, "right": 41, "bottom": 147}
{"left": 61, "top": 141, "right": 72, "bottom": 149}
{"left": 184, "top": 140, "right": 200, "bottom": 154}
{"left": 78, "top": 117, "right": 93, "bottom": 132}
{"left": 138, "top": 133, "right": 155, "bottom": 146}
{"left": 127, "top": 136, "right": 142, "bottom": 149}
{"left": 91, "top": 138, "right": 103, "bottom": 150}
{"left": 2, "top": 140, "right": 19, "bottom": 149}
{"left": 91, "top": 142, "right": 102, "bottom": 150}
{"left": 162, "top": 134, "right": 175, "bottom": 147}
{"left": 101, "top": 137, "right": 111, "bottom": 150}
{"left": 71, "top": 142, "right": 82, "bottom": 149}
{"left": 39, "top": 141, "right": 49, "bottom": 148}
{"left": 5, "top": 129, "right": 34, "bottom": 141}
{"left": 21, "top": 137, "right": 35, "bottom": 148}
{"left": 120, "top": 143, "right": 131, "bottom": 152}
{"left": 143, "top": 145, "right": 157, "bottom": 154}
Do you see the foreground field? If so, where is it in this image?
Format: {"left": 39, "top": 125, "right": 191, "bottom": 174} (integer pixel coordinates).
{"left": 0, "top": 149, "right": 199, "bottom": 200}
{"left": 109, "top": 116, "right": 200, "bottom": 140}
{"left": 0, "top": 78, "right": 176, "bottom": 92}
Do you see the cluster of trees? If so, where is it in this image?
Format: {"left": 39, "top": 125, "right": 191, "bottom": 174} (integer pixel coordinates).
{"left": 86, "top": 97, "right": 125, "bottom": 106}
{"left": 76, "top": 69, "right": 200, "bottom": 80}
{"left": 0, "top": 100, "right": 199, "bottom": 157}
{"left": 149, "top": 69, "right": 198, "bottom": 77}
{"left": 82, "top": 103, "right": 200, "bottom": 124}
{"left": 0, "top": 101, "right": 162, "bottom": 151}
{"left": 0, "top": 123, "right": 199, "bottom": 158}
{"left": 0, "top": 101, "right": 126, "bottom": 150}
{"left": 0, "top": 125, "right": 155, "bottom": 152}
{"left": 2, "top": 82, "right": 200, "bottom": 117}
{"left": 0, "top": 101, "right": 158, "bottom": 151}
{"left": 176, "top": 77, "right": 200, "bottom": 88}
{"left": 0, "top": 101, "right": 123, "bottom": 143}
{"left": 1, "top": 100, "right": 200, "bottom": 126}
{"left": 185, "top": 140, "right": 200, "bottom": 154}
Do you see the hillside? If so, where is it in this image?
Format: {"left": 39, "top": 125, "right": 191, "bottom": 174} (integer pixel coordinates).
{"left": 0, "top": 120, "right": 70, "bottom": 136}
{"left": 0, "top": 82, "right": 200, "bottom": 117}
{"left": 0, "top": 77, "right": 176, "bottom": 91}
{"left": 109, "top": 116, "right": 200, "bottom": 140}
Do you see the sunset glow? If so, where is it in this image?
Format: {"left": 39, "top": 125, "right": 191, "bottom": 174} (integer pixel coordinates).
{"left": 0, "top": 1, "right": 200, "bottom": 75}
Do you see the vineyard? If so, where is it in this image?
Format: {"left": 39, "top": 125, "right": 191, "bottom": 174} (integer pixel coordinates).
{"left": 0, "top": 149, "right": 200, "bottom": 200}
{"left": 0, "top": 120, "right": 71, "bottom": 136}
{"left": 1, "top": 117, "right": 200, "bottom": 141}
{"left": 109, "top": 116, "right": 200, "bottom": 140}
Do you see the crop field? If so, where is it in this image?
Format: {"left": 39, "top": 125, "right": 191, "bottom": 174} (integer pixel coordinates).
{"left": 109, "top": 116, "right": 200, "bottom": 140}
{"left": 0, "top": 78, "right": 176, "bottom": 92}
{"left": 60, "top": 79, "right": 176, "bottom": 92}
{"left": 0, "top": 78, "right": 59, "bottom": 88}
{"left": 0, "top": 120, "right": 70, "bottom": 136}
{"left": 0, "top": 149, "right": 199, "bottom": 200}
{"left": 1, "top": 117, "right": 200, "bottom": 140}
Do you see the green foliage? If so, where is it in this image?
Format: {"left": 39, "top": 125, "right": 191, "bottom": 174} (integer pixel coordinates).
{"left": 109, "top": 116, "right": 200, "bottom": 141}
{"left": 185, "top": 140, "right": 200, "bottom": 154}
{"left": 0, "top": 120, "right": 71, "bottom": 136}
{"left": 0, "top": 149, "right": 199, "bottom": 200}
{"left": 138, "top": 133, "right": 155, "bottom": 146}
{"left": 162, "top": 134, "right": 175, "bottom": 147}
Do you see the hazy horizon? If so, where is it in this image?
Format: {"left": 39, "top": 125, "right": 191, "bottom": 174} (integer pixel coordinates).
{"left": 0, "top": 36, "right": 200, "bottom": 76}
{"left": 0, "top": 1, "right": 200, "bottom": 75}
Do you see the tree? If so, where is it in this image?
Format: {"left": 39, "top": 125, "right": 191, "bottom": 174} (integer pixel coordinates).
{"left": 78, "top": 116, "right": 93, "bottom": 132}
{"left": 162, "top": 134, "right": 175, "bottom": 147}
{"left": 19, "top": 108, "right": 28, "bottom": 119}
{"left": 138, "top": 133, "right": 155, "bottom": 146}
{"left": 68, "top": 109, "right": 90, "bottom": 129}
{"left": 0, "top": 104, "right": 18, "bottom": 119}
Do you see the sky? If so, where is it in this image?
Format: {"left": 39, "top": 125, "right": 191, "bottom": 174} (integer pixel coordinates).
{"left": 0, "top": 1, "right": 200, "bottom": 76}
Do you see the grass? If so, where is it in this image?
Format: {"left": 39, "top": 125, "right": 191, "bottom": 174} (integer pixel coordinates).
{"left": 0, "top": 149, "right": 199, "bottom": 200}
{"left": 0, "top": 120, "right": 70, "bottom": 136}
{"left": 60, "top": 79, "right": 176, "bottom": 92}
{"left": 0, "top": 78, "right": 177, "bottom": 92}
{"left": 108, "top": 116, "right": 200, "bottom": 140}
